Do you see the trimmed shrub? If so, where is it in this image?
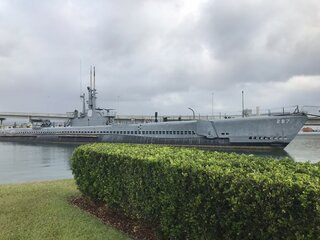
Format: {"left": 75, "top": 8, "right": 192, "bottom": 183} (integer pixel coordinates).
{"left": 71, "top": 143, "right": 320, "bottom": 239}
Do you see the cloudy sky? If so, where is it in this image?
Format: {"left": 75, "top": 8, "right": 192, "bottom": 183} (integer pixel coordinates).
{"left": 0, "top": 0, "right": 319, "bottom": 117}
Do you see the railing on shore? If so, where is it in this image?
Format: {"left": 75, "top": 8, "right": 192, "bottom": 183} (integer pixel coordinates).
{"left": 113, "top": 106, "right": 316, "bottom": 124}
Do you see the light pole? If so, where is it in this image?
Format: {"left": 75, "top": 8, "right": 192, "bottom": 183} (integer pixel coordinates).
{"left": 211, "top": 92, "right": 214, "bottom": 119}
{"left": 188, "top": 107, "right": 195, "bottom": 120}
{"left": 242, "top": 90, "right": 245, "bottom": 118}
{"left": 117, "top": 96, "right": 120, "bottom": 113}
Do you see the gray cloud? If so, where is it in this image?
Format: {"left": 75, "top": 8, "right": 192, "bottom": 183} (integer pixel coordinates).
{"left": 198, "top": 0, "right": 320, "bottom": 84}
{"left": 0, "top": 0, "right": 319, "bottom": 117}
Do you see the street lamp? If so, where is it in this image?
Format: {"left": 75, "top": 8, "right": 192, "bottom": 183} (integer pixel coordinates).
{"left": 212, "top": 92, "right": 214, "bottom": 119}
{"left": 242, "top": 90, "right": 245, "bottom": 118}
{"left": 188, "top": 107, "right": 195, "bottom": 120}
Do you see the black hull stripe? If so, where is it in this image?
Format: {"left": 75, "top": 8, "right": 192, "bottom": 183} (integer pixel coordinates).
{"left": 0, "top": 135, "right": 288, "bottom": 149}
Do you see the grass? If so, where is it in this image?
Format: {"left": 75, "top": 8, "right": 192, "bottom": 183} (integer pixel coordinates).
{"left": 0, "top": 179, "right": 130, "bottom": 240}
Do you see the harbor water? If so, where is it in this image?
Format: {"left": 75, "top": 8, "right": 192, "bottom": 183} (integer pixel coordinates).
{"left": 0, "top": 134, "right": 319, "bottom": 184}
{"left": 0, "top": 143, "right": 76, "bottom": 184}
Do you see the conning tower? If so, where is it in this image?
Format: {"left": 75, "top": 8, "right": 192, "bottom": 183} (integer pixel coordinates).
{"left": 68, "top": 66, "right": 115, "bottom": 126}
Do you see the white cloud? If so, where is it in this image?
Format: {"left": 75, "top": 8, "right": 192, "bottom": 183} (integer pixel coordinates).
{"left": 276, "top": 76, "right": 320, "bottom": 92}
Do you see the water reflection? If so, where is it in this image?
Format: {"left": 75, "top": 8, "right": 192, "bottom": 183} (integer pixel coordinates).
{"left": 285, "top": 134, "right": 320, "bottom": 163}
{"left": 199, "top": 135, "right": 320, "bottom": 163}
{"left": 0, "top": 134, "right": 319, "bottom": 184}
{"left": 0, "top": 142, "right": 77, "bottom": 184}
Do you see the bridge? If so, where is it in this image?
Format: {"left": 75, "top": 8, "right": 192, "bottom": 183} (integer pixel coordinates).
{"left": 0, "top": 112, "right": 69, "bottom": 120}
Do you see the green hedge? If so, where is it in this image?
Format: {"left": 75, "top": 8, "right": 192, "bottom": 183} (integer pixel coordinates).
{"left": 71, "top": 143, "right": 320, "bottom": 239}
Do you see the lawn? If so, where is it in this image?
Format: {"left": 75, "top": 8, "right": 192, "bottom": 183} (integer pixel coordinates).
{"left": 0, "top": 179, "right": 130, "bottom": 240}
